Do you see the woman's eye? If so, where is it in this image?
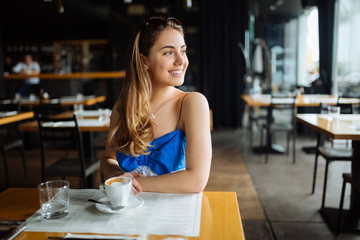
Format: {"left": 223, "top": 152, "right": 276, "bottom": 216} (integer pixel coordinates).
{"left": 164, "top": 51, "right": 173, "bottom": 55}
{"left": 181, "top": 49, "right": 187, "bottom": 55}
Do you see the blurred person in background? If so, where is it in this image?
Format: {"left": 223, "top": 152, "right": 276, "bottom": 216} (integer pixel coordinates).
{"left": 12, "top": 54, "right": 41, "bottom": 96}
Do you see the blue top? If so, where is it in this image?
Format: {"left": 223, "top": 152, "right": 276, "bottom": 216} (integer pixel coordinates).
{"left": 116, "top": 93, "right": 189, "bottom": 176}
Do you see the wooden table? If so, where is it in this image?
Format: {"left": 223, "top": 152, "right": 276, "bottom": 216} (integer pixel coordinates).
{"left": 0, "top": 111, "right": 34, "bottom": 126}
{"left": 0, "top": 111, "right": 34, "bottom": 188}
{"left": 0, "top": 188, "right": 245, "bottom": 240}
{"left": 242, "top": 94, "right": 360, "bottom": 107}
{"left": 19, "top": 111, "right": 109, "bottom": 164}
{"left": 1, "top": 95, "right": 106, "bottom": 107}
{"left": 242, "top": 94, "right": 360, "bottom": 155}
{"left": 296, "top": 114, "right": 360, "bottom": 231}
{"left": 18, "top": 111, "right": 110, "bottom": 132}
{"left": 58, "top": 95, "right": 106, "bottom": 107}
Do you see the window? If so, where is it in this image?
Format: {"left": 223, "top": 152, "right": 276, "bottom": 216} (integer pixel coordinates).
{"left": 334, "top": 0, "right": 360, "bottom": 97}
{"left": 297, "top": 7, "right": 319, "bottom": 87}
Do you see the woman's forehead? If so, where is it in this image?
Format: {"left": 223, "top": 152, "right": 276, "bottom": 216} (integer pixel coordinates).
{"left": 153, "top": 28, "right": 186, "bottom": 48}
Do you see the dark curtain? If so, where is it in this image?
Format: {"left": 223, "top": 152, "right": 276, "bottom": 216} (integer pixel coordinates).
{"left": 0, "top": 24, "right": 5, "bottom": 98}
{"left": 199, "top": 0, "right": 248, "bottom": 129}
{"left": 317, "top": 0, "right": 336, "bottom": 94}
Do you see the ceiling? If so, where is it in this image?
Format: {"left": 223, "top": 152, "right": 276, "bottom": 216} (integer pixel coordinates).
{"left": 0, "top": 0, "right": 306, "bottom": 43}
{"left": 250, "top": 0, "right": 304, "bottom": 21}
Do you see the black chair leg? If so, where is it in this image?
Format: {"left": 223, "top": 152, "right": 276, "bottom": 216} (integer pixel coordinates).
{"left": 248, "top": 119, "right": 253, "bottom": 147}
{"left": 321, "top": 161, "right": 330, "bottom": 208}
{"left": 20, "top": 142, "right": 28, "bottom": 178}
{"left": 292, "top": 132, "right": 296, "bottom": 164}
{"left": 336, "top": 178, "right": 347, "bottom": 235}
{"left": 312, "top": 152, "right": 319, "bottom": 194}
{"left": 265, "top": 129, "right": 270, "bottom": 163}
{"left": 286, "top": 132, "right": 290, "bottom": 156}
{"left": 1, "top": 139, "right": 28, "bottom": 188}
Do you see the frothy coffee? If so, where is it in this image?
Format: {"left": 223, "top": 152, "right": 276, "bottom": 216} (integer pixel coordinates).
{"left": 106, "top": 178, "right": 126, "bottom": 186}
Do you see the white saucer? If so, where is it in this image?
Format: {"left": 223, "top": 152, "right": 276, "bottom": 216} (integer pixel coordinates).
{"left": 95, "top": 196, "right": 144, "bottom": 214}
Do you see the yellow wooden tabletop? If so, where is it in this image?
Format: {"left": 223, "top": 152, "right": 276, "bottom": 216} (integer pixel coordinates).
{"left": 0, "top": 111, "right": 34, "bottom": 126}
{"left": 8, "top": 95, "right": 106, "bottom": 107}
{"left": 242, "top": 94, "right": 360, "bottom": 107}
{"left": 296, "top": 113, "right": 360, "bottom": 140}
{"left": 58, "top": 95, "right": 106, "bottom": 106}
{"left": 0, "top": 188, "right": 245, "bottom": 240}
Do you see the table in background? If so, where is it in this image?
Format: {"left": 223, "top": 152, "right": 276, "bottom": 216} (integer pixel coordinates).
{"left": 296, "top": 114, "right": 360, "bottom": 232}
{"left": 0, "top": 111, "right": 34, "bottom": 189}
{"left": 242, "top": 94, "right": 360, "bottom": 154}
{"left": 18, "top": 110, "right": 110, "bottom": 132}
{"left": 0, "top": 188, "right": 245, "bottom": 240}
{"left": 0, "top": 111, "right": 34, "bottom": 126}
{"left": 0, "top": 95, "right": 106, "bottom": 107}
{"left": 241, "top": 94, "right": 360, "bottom": 107}
{"left": 19, "top": 110, "right": 110, "bottom": 162}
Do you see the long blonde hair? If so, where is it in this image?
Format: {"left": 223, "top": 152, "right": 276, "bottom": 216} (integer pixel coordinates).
{"left": 108, "top": 17, "right": 184, "bottom": 156}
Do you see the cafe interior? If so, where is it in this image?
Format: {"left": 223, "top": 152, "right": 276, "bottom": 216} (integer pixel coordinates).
{"left": 1, "top": 0, "right": 360, "bottom": 239}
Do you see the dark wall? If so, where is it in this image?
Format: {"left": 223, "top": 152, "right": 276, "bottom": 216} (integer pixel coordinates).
{"left": 1, "top": 0, "right": 250, "bottom": 128}
{"left": 200, "top": 0, "right": 248, "bottom": 129}
{"left": 317, "top": 0, "right": 335, "bottom": 94}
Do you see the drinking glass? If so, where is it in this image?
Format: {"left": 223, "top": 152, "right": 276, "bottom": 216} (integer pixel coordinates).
{"left": 38, "top": 180, "right": 70, "bottom": 219}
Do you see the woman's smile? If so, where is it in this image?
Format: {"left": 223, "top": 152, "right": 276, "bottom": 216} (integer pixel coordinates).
{"left": 169, "top": 69, "right": 184, "bottom": 77}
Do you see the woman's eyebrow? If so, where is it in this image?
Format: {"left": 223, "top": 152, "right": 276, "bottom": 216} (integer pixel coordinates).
{"left": 160, "top": 44, "right": 187, "bottom": 50}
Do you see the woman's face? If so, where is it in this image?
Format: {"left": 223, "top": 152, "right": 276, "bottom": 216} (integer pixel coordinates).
{"left": 143, "top": 28, "right": 188, "bottom": 88}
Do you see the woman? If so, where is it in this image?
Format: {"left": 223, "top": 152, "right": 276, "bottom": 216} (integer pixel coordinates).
{"left": 101, "top": 17, "right": 212, "bottom": 194}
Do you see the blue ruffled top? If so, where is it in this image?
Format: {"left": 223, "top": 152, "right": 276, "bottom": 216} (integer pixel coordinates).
{"left": 116, "top": 93, "right": 189, "bottom": 176}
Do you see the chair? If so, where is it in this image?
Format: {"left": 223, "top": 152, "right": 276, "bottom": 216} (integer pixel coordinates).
{"left": 247, "top": 107, "right": 267, "bottom": 147}
{"left": 33, "top": 98, "right": 63, "bottom": 116}
{"left": 261, "top": 94, "right": 296, "bottom": 163}
{"left": 0, "top": 101, "right": 27, "bottom": 188}
{"left": 311, "top": 103, "right": 354, "bottom": 210}
{"left": 37, "top": 114, "right": 100, "bottom": 188}
{"left": 336, "top": 173, "right": 360, "bottom": 234}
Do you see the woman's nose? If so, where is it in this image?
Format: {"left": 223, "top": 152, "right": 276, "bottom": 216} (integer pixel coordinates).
{"left": 175, "top": 53, "right": 185, "bottom": 65}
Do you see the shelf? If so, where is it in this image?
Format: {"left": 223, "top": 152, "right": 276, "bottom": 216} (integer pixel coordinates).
{"left": 3, "top": 71, "right": 126, "bottom": 80}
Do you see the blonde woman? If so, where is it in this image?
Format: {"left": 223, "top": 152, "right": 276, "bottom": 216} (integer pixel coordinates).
{"left": 101, "top": 17, "right": 212, "bottom": 194}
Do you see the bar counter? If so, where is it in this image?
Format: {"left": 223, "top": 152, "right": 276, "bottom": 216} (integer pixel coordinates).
{"left": 4, "top": 71, "right": 126, "bottom": 80}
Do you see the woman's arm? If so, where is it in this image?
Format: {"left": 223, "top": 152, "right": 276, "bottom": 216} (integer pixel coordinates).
{"left": 136, "top": 92, "right": 212, "bottom": 193}
{"left": 100, "top": 103, "right": 143, "bottom": 193}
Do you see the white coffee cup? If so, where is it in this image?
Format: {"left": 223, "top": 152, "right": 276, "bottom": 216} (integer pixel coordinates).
{"left": 99, "top": 176, "right": 132, "bottom": 207}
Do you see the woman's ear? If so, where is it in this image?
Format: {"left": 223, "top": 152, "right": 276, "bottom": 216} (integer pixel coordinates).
{"left": 140, "top": 54, "right": 149, "bottom": 70}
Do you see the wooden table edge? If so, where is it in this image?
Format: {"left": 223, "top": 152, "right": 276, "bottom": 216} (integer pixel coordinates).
{"left": 0, "top": 111, "right": 34, "bottom": 125}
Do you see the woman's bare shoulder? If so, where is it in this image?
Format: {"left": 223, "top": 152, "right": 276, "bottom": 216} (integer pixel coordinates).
{"left": 182, "top": 92, "right": 209, "bottom": 108}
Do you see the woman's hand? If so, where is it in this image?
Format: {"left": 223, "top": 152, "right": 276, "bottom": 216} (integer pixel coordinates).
{"left": 119, "top": 172, "right": 144, "bottom": 195}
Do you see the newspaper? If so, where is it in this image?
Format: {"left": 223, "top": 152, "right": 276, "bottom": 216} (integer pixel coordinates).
{"left": 26, "top": 189, "right": 202, "bottom": 237}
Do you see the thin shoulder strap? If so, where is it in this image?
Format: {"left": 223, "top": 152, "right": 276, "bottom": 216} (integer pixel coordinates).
{"left": 178, "top": 93, "right": 191, "bottom": 129}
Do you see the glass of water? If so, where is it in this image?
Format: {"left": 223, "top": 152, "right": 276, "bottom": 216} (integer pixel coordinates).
{"left": 327, "top": 106, "right": 340, "bottom": 119}
{"left": 38, "top": 180, "right": 70, "bottom": 219}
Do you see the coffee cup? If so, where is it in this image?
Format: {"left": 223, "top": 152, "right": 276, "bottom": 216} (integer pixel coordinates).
{"left": 99, "top": 176, "right": 132, "bottom": 207}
